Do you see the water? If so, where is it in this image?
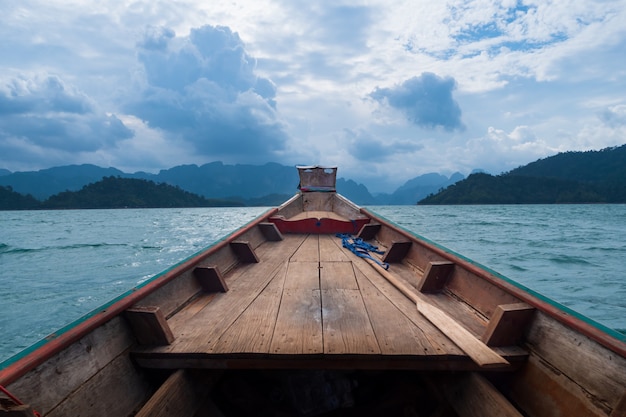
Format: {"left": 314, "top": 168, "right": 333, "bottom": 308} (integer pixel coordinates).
{"left": 1, "top": 205, "right": 625, "bottom": 363}
{"left": 0, "top": 207, "right": 269, "bottom": 362}
{"left": 370, "top": 205, "right": 626, "bottom": 335}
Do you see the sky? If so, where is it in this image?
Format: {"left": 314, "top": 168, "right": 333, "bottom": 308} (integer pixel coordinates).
{"left": 1, "top": 1, "right": 625, "bottom": 192}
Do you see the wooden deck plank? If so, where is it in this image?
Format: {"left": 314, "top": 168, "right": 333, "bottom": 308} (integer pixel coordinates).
{"left": 150, "top": 236, "right": 306, "bottom": 354}
{"left": 319, "top": 234, "right": 351, "bottom": 261}
{"left": 320, "top": 261, "right": 358, "bottom": 290}
{"left": 355, "top": 268, "right": 437, "bottom": 355}
{"left": 210, "top": 262, "right": 288, "bottom": 354}
{"left": 270, "top": 288, "right": 323, "bottom": 355}
{"left": 321, "top": 289, "right": 381, "bottom": 355}
{"left": 167, "top": 292, "right": 217, "bottom": 330}
{"left": 284, "top": 261, "right": 320, "bottom": 290}
{"left": 345, "top": 253, "right": 464, "bottom": 356}
{"left": 290, "top": 234, "right": 319, "bottom": 262}
{"left": 130, "top": 230, "right": 518, "bottom": 370}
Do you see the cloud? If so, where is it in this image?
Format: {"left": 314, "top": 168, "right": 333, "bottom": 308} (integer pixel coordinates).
{"left": 342, "top": 128, "right": 423, "bottom": 162}
{"left": 599, "top": 104, "right": 626, "bottom": 128}
{"left": 0, "top": 75, "right": 132, "bottom": 154}
{"left": 370, "top": 73, "right": 465, "bottom": 131}
{"left": 126, "top": 25, "right": 287, "bottom": 162}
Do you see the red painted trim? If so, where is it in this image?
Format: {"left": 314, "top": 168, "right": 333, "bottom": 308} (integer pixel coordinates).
{"left": 270, "top": 217, "right": 369, "bottom": 234}
{"left": 0, "top": 208, "right": 278, "bottom": 386}
{"left": 361, "top": 208, "right": 626, "bottom": 358}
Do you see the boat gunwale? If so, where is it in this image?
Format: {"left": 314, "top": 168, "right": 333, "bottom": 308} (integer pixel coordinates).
{"left": 3, "top": 199, "right": 625, "bottom": 386}
{"left": 0, "top": 207, "right": 280, "bottom": 386}
{"left": 360, "top": 207, "right": 626, "bottom": 358}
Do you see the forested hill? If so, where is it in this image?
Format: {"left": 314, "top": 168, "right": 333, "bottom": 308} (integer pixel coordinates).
{"left": 419, "top": 145, "right": 626, "bottom": 204}
{"left": 2, "top": 177, "right": 243, "bottom": 209}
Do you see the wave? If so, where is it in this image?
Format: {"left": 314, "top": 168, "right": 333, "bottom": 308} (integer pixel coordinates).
{"left": 548, "top": 254, "right": 594, "bottom": 266}
{"left": 508, "top": 264, "right": 528, "bottom": 272}
{"left": 0, "top": 242, "right": 129, "bottom": 255}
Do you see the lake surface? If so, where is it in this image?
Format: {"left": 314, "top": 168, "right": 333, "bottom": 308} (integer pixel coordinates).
{"left": 1, "top": 204, "right": 625, "bottom": 363}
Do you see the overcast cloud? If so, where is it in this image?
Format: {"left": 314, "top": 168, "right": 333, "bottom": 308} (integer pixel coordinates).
{"left": 1, "top": 1, "right": 625, "bottom": 191}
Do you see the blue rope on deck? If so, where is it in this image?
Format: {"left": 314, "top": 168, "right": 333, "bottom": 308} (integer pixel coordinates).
{"left": 336, "top": 233, "right": 389, "bottom": 270}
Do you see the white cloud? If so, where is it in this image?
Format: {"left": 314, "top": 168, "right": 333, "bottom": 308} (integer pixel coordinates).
{"left": 0, "top": 0, "right": 624, "bottom": 190}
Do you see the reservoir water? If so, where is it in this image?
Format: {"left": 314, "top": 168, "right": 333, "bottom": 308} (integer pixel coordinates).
{"left": 1, "top": 204, "right": 625, "bottom": 363}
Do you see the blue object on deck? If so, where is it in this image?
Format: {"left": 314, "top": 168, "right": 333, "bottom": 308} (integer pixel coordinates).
{"left": 336, "top": 233, "right": 389, "bottom": 270}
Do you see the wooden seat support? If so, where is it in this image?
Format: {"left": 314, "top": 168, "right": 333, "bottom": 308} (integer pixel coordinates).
{"left": 482, "top": 303, "right": 535, "bottom": 347}
{"left": 125, "top": 306, "right": 175, "bottom": 346}
{"left": 417, "top": 261, "right": 455, "bottom": 293}
{"left": 357, "top": 223, "right": 381, "bottom": 240}
{"left": 230, "top": 241, "right": 259, "bottom": 263}
{"left": 259, "top": 222, "right": 284, "bottom": 241}
{"left": 382, "top": 241, "right": 412, "bottom": 263}
{"left": 193, "top": 266, "right": 228, "bottom": 293}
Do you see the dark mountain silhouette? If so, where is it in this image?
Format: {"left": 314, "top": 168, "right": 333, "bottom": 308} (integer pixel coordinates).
{"left": 0, "top": 165, "right": 126, "bottom": 200}
{"left": 0, "top": 186, "right": 40, "bottom": 210}
{"left": 0, "top": 162, "right": 393, "bottom": 205}
{"left": 419, "top": 145, "right": 626, "bottom": 204}
{"left": 41, "top": 177, "right": 242, "bottom": 209}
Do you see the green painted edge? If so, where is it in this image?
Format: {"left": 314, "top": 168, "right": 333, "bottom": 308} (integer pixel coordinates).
{"left": 0, "top": 208, "right": 274, "bottom": 370}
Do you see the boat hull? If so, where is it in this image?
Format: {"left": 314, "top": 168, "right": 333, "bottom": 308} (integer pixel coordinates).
{"left": 1, "top": 190, "right": 625, "bottom": 417}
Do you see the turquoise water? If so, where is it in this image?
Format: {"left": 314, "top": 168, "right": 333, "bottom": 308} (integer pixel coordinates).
{"left": 1, "top": 205, "right": 625, "bottom": 362}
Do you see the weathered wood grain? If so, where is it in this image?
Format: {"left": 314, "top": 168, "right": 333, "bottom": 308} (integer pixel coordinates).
{"left": 416, "top": 301, "right": 509, "bottom": 368}
{"left": 284, "top": 261, "right": 320, "bottom": 290}
{"left": 441, "top": 372, "right": 524, "bottom": 417}
{"left": 338, "top": 242, "right": 464, "bottom": 356}
{"left": 522, "top": 312, "right": 626, "bottom": 413}
{"left": 320, "top": 261, "right": 358, "bottom": 290}
{"left": 211, "top": 262, "right": 287, "bottom": 354}
{"left": 355, "top": 268, "right": 436, "bottom": 355}
{"left": 7, "top": 317, "right": 139, "bottom": 415}
{"left": 319, "top": 234, "right": 351, "bottom": 262}
{"left": 321, "top": 289, "right": 380, "bottom": 355}
{"left": 146, "top": 235, "right": 306, "bottom": 355}
{"left": 135, "top": 369, "right": 220, "bottom": 417}
{"left": 270, "top": 288, "right": 323, "bottom": 354}
{"left": 46, "top": 353, "right": 150, "bottom": 417}
{"left": 290, "top": 234, "right": 319, "bottom": 262}
{"left": 506, "top": 354, "right": 610, "bottom": 417}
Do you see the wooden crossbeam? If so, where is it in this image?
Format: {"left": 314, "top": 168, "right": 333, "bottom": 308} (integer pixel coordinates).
{"left": 193, "top": 266, "right": 228, "bottom": 293}
{"left": 357, "top": 223, "right": 381, "bottom": 240}
{"left": 417, "top": 261, "right": 455, "bottom": 293}
{"left": 382, "top": 241, "right": 412, "bottom": 263}
{"left": 482, "top": 303, "right": 535, "bottom": 347}
{"left": 135, "top": 370, "right": 221, "bottom": 417}
{"left": 230, "top": 240, "right": 259, "bottom": 263}
{"left": 259, "top": 222, "right": 284, "bottom": 241}
{"left": 125, "top": 306, "right": 175, "bottom": 346}
{"left": 441, "top": 372, "right": 524, "bottom": 417}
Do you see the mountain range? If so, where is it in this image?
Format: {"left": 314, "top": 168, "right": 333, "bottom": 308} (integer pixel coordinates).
{"left": 419, "top": 145, "right": 626, "bottom": 204}
{"left": 3, "top": 143, "right": 625, "bottom": 206}
{"left": 0, "top": 162, "right": 464, "bottom": 205}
